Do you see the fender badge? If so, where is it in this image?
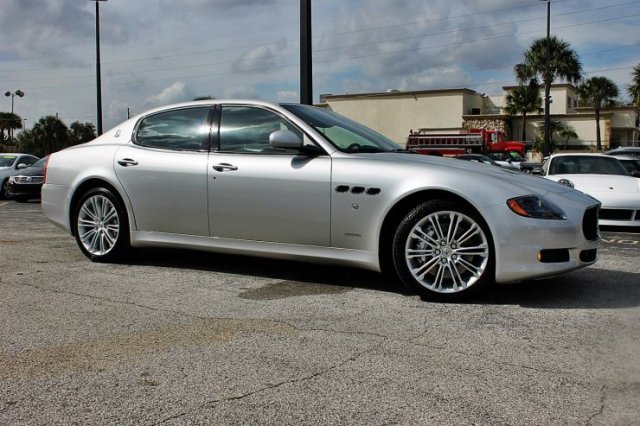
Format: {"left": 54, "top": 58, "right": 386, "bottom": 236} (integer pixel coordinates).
{"left": 114, "top": 129, "right": 121, "bottom": 138}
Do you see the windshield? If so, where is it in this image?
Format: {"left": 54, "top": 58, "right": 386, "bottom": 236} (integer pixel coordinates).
{"left": 549, "top": 155, "right": 629, "bottom": 176}
{"left": 0, "top": 155, "right": 17, "bottom": 167}
{"left": 282, "top": 104, "right": 402, "bottom": 153}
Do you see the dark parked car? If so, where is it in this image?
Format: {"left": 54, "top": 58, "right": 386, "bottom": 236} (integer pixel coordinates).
{"left": 608, "top": 155, "right": 640, "bottom": 177}
{"left": 7, "top": 156, "right": 48, "bottom": 202}
{"left": 0, "top": 153, "right": 39, "bottom": 199}
{"left": 604, "top": 147, "right": 640, "bottom": 158}
{"left": 452, "top": 154, "right": 503, "bottom": 167}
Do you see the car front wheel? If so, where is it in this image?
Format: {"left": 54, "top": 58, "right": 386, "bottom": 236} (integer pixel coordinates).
{"left": 392, "top": 200, "right": 494, "bottom": 301}
{"left": 73, "top": 187, "right": 130, "bottom": 262}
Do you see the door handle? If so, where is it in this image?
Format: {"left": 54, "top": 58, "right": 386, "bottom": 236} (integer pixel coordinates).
{"left": 117, "top": 158, "right": 139, "bottom": 167}
{"left": 212, "top": 163, "right": 238, "bottom": 172}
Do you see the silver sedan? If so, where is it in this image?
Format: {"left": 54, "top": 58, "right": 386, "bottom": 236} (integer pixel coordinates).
{"left": 42, "top": 100, "right": 600, "bottom": 301}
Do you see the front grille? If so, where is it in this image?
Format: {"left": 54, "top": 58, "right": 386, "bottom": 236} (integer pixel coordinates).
{"left": 599, "top": 209, "right": 633, "bottom": 221}
{"left": 14, "top": 176, "right": 43, "bottom": 184}
{"left": 582, "top": 206, "right": 599, "bottom": 241}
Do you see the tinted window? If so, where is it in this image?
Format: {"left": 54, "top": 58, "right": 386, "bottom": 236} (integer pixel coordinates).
{"left": 19, "top": 156, "right": 38, "bottom": 166}
{"left": 218, "top": 106, "right": 302, "bottom": 154}
{"left": 135, "top": 107, "right": 210, "bottom": 151}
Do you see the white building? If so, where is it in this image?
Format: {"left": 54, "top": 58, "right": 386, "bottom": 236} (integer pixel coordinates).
{"left": 320, "top": 85, "right": 640, "bottom": 150}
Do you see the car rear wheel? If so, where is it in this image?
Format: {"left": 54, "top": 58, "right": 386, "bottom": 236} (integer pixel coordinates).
{"left": 392, "top": 200, "right": 494, "bottom": 301}
{"left": 73, "top": 187, "right": 130, "bottom": 262}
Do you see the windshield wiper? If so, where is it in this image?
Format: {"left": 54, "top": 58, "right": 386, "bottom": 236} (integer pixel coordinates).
{"left": 387, "top": 148, "right": 417, "bottom": 154}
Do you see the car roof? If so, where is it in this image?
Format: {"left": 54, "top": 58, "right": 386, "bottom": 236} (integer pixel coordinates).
{"left": 549, "top": 153, "right": 610, "bottom": 158}
{"left": 609, "top": 155, "right": 639, "bottom": 160}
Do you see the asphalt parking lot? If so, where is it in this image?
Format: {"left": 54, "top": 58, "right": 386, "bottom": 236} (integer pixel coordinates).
{"left": 1, "top": 200, "right": 639, "bottom": 425}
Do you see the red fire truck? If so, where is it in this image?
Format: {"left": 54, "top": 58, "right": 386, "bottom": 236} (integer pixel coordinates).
{"left": 406, "top": 128, "right": 526, "bottom": 157}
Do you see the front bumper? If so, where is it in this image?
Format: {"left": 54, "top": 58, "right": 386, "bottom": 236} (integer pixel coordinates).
{"left": 483, "top": 191, "right": 600, "bottom": 284}
{"left": 7, "top": 182, "right": 42, "bottom": 198}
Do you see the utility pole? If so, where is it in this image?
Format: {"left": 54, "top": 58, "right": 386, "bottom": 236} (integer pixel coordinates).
{"left": 90, "top": 0, "right": 108, "bottom": 135}
{"left": 542, "top": 0, "right": 552, "bottom": 157}
{"left": 300, "top": 0, "right": 312, "bottom": 105}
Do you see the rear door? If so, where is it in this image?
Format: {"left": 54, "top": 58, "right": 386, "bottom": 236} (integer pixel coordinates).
{"left": 114, "top": 106, "right": 212, "bottom": 236}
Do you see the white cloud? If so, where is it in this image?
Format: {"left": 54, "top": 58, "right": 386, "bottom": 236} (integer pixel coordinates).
{"left": 0, "top": 0, "right": 638, "bottom": 133}
{"left": 144, "top": 82, "right": 192, "bottom": 107}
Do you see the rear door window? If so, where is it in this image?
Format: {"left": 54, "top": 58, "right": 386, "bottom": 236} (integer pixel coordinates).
{"left": 134, "top": 107, "right": 211, "bottom": 151}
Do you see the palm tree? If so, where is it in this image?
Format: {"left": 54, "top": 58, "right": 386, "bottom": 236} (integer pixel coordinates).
{"left": 548, "top": 121, "right": 578, "bottom": 149}
{"left": 69, "top": 121, "right": 97, "bottom": 145}
{"left": 629, "top": 63, "right": 640, "bottom": 108}
{"left": 504, "top": 80, "right": 543, "bottom": 141}
{"left": 578, "top": 76, "right": 619, "bottom": 150}
{"left": 0, "top": 112, "right": 22, "bottom": 144}
{"left": 515, "top": 36, "right": 583, "bottom": 86}
{"left": 32, "top": 116, "right": 70, "bottom": 155}
{"left": 515, "top": 36, "right": 582, "bottom": 154}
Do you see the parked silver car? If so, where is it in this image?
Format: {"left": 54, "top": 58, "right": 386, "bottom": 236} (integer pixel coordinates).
{"left": 42, "top": 100, "right": 600, "bottom": 301}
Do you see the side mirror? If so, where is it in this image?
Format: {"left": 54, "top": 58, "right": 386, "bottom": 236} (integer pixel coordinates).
{"left": 269, "top": 129, "right": 322, "bottom": 156}
{"left": 16, "top": 163, "right": 27, "bottom": 170}
{"left": 269, "top": 129, "right": 303, "bottom": 149}
{"left": 630, "top": 170, "right": 640, "bottom": 178}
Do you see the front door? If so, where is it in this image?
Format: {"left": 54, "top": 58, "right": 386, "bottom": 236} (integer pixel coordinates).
{"left": 208, "top": 105, "right": 331, "bottom": 246}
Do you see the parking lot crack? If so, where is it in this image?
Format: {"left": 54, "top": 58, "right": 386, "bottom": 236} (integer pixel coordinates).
{"left": 586, "top": 384, "right": 607, "bottom": 425}
{"left": 207, "top": 349, "right": 372, "bottom": 406}
{"left": 151, "top": 348, "right": 376, "bottom": 425}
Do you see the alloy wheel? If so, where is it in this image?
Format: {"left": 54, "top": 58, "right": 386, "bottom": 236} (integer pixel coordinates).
{"left": 404, "top": 210, "right": 489, "bottom": 293}
{"left": 77, "top": 194, "right": 120, "bottom": 256}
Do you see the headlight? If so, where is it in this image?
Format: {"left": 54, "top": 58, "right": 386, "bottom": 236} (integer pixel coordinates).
{"left": 556, "top": 178, "right": 574, "bottom": 188}
{"left": 507, "top": 195, "right": 567, "bottom": 220}
{"left": 8, "top": 176, "right": 16, "bottom": 184}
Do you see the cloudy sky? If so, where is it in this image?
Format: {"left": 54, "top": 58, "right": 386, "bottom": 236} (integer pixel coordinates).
{"left": 1, "top": 0, "right": 639, "bottom": 131}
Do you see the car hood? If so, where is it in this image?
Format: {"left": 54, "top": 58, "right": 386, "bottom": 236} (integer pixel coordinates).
{"left": 547, "top": 174, "right": 639, "bottom": 193}
{"left": 360, "top": 152, "right": 572, "bottom": 196}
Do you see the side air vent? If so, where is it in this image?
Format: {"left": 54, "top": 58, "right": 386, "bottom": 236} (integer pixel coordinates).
{"left": 334, "top": 185, "right": 382, "bottom": 195}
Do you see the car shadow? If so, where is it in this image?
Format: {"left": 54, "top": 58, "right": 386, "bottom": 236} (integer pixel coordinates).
{"left": 468, "top": 267, "right": 640, "bottom": 309}
{"left": 125, "top": 247, "right": 401, "bottom": 295}
{"left": 125, "top": 248, "right": 640, "bottom": 310}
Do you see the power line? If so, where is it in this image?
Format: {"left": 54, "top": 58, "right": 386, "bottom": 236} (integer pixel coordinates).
{"left": 4, "top": 8, "right": 639, "bottom": 87}
{"left": 1, "top": 0, "right": 636, "bottom": 76}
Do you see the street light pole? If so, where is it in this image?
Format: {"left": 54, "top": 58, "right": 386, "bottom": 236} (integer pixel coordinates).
{"left": 4, "top": 89, "right": 25, "bottom": 143}
{"left": 90, "top": 0, "right": 108, "bottom": 136}
{"left": 542, "top": 0, "right": 552, "bottom": 157}
{"left": 300, "top": 0, "right": 312, "bottom": 105}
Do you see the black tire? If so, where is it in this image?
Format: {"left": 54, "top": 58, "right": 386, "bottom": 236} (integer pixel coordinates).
{"left": 73, "top": 187, "right": 130, "bottom": 262}
{"left": 392, "top": 199, "right": 494, "bottom": 301}
{"left": 0, "top": 179, "right": 8, "bottom": 200}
